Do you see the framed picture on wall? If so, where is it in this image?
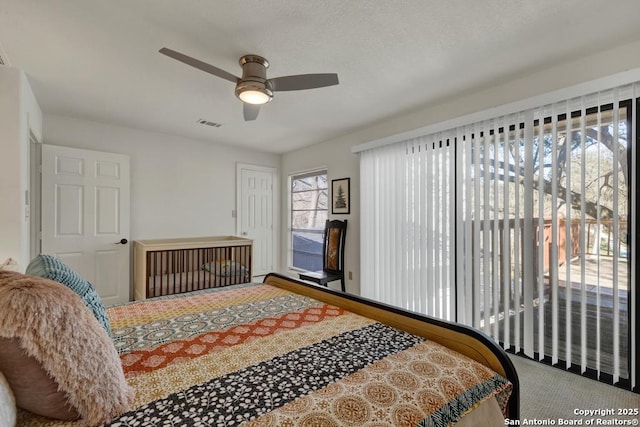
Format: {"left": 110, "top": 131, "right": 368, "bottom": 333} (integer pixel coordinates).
{"left": 331, "top": 178, "right": 350, "bottom": 214}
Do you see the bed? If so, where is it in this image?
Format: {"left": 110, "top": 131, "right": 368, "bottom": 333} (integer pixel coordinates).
{"left": 14, "top": 273, "right": 518, "bottom": 426}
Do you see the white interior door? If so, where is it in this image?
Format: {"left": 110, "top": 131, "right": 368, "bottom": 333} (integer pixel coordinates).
{"left": 237, "top": 164, "right": 276, "bottom": 276}
{"left": 41, "top": 144, "right": 130, "bottom": 305}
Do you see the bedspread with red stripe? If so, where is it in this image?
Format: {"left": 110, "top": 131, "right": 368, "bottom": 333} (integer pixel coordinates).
{"left": 22, "top": 283, "right": 513, "bottom": 426}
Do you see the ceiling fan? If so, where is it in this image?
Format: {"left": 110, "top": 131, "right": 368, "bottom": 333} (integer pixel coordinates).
{"left": 159, "top": 47, "right": 339, "bottom": 121}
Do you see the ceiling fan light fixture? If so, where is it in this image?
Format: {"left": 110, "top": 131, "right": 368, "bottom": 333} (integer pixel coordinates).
{"left": 236, "top": 81, "right": 273, "bottom": 105}
{"left": 238, "top": 88, "right": 271, "bottom": 105}
{"left": 159, "top": 48, "right": 339, "bottom": 121}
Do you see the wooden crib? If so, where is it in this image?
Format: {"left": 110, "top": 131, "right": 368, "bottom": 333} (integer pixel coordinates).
{"left": 133, "top": 236, "right": 253, "bottom": 300}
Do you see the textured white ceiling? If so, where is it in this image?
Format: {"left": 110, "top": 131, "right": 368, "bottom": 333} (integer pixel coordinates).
{"left": 1, "top": 0, "right": 639, "bottom": 153}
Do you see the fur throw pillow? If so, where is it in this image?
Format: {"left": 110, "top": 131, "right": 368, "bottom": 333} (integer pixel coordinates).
{"left": 26, "top": 254, "right": 112, "bottom": 336}
{"left": 0, "top": 271, "right": 133, "bottom": 425}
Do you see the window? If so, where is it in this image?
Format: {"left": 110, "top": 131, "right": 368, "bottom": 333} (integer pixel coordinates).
{"left": 290, "top": 170, "right": 328, "bottom": 271}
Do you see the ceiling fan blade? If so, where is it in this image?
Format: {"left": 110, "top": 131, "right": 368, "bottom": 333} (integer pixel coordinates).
{"left": 159, "top": 47, "right": 240, "bottom": 83}
{"left": 243, "top": 103, "right": 260, "bottom": 121}
{"left": 269, "top": 73, "right": 339, "bottom": 91}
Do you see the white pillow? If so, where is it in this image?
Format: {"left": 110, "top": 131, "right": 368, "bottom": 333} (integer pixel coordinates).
{"left": 0, "top": 370, "right": 16, "bottom": 427}
{"left": 0, "top": 258, "right": 19, "bottom": 272}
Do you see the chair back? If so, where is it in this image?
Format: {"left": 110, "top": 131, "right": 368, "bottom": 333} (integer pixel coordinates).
{"left": 322, "top": 220, "right": 347, "bottom": 274}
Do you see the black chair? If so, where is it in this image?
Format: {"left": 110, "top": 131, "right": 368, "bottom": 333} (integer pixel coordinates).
{"left": 299, "top": 219, "right": 347, "bottom": 292}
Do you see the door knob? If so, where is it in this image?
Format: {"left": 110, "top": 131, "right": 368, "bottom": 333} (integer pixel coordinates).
{"left": 116, "top": 238, "right": 128, "bottom": 245}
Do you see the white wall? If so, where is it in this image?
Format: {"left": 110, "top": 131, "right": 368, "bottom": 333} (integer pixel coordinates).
{"left": 282, "top": 38, "right": 640, "bottom": 296}
{"left": 280, "top": 139, "right": 360, "bottom": 292}
{"left": 0, "top": 67, "right": 42, "bottom": 269}
{"left": 43, "top": 114, "right": 280, "bottom": 243}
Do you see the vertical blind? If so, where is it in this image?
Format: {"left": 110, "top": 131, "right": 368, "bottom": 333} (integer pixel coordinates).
{"left": 360, "top": 82, "right": 638, "bottom": 389}
{"left": 361, "top": 136, "right": 456, "bottom": 320}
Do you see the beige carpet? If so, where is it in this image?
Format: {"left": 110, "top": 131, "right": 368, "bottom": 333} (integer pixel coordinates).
{"left": 510, "top": 354, "right": 639, "bottom": 422}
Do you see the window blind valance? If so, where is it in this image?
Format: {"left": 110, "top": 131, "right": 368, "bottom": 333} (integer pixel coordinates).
{"left": 353, "top": 67, "right": 640, "bottom": 154}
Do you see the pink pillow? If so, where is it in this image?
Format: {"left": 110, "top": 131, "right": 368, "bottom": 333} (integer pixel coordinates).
{"left": 0, "top": 338, "right": 79, "bottom": 420}
{"left": 0, "top": 271, "right": 133, "bottom": 424}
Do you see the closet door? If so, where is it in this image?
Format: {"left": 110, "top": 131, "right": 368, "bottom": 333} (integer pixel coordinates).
{"left": 237, "top": 163, "right": 277, "bottom": 277}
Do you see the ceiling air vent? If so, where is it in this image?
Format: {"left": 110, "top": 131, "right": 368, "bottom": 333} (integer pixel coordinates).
{"left": 197, "top": 119, "right": 222, "bottom": 128}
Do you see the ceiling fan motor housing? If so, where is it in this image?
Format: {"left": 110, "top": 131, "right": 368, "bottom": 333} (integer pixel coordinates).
{"left": 235, "top": 55, "right": 273, "bottom": 103}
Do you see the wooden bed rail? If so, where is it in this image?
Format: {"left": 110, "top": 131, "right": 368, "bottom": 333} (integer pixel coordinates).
{"left": 263, "top": 272, "right": 520, "bottom": 421}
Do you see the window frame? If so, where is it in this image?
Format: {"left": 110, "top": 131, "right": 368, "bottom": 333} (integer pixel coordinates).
{"left": 288, "top": 168, "right": 328, "bottom": 272}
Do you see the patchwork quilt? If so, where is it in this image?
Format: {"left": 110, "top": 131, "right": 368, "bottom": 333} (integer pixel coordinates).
{"left": 20, "top": 283, "right": 512, "bottom": 426}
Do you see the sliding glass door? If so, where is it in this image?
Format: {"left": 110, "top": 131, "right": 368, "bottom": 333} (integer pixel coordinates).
{"left": 361, "top": 86, "right": 637, "bottom": 390}
{"left": 459, "top": 99, "right": 632, "bottom": 385}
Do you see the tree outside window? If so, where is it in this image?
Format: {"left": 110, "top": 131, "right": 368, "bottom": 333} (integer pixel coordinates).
{"left": 290, "top": 170, "right": 328, "bottom": 271}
